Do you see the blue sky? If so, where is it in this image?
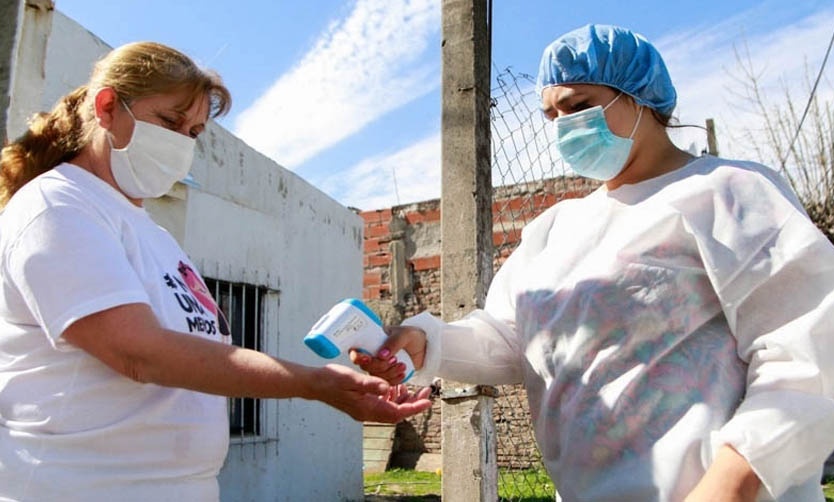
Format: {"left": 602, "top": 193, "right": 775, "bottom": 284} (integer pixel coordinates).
{"left": 57, "top": 0, "right": 834, "bottom": 210}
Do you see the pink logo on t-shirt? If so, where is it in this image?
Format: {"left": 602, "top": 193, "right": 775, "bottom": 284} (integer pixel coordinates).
{"left": 177, "top": 261, "right": 230, "bottom": 337}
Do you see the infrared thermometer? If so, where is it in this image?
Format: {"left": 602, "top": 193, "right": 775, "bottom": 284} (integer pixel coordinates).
{"left": 304, "top": 298, "right": 415, "bottom": 383}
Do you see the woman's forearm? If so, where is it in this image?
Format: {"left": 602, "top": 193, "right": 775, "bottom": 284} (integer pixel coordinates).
{"left": 139, "top": 329, "right": 319, "bottom": 398}
{"left": 63, "top": 302, "right": 434, "bottom": 423}
{"left": 64, "top": 302, "right": 320, "bottom": 399}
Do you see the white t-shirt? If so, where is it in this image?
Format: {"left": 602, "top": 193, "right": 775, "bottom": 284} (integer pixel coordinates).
{"left": 407, "top": 156, "right": 834, "bottom": 501}
{"left": 0, "top": 164, "right": 231, "bottom": 501}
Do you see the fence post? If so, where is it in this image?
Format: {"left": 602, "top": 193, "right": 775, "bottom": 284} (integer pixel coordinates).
{"left": 706, "top": 118, "right": 719, "bottom": 156}
{"left": 440, "top": 0, "right": 496, "bottom": 500}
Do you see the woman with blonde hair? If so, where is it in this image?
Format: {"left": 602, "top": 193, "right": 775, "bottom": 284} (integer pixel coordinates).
{"left": 0, "top": 41, "right": 431, "bottom": 500}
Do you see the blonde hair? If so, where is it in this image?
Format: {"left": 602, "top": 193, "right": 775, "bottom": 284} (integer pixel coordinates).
{"left": 0, "top": 41, "right": 231, "bottom": 207}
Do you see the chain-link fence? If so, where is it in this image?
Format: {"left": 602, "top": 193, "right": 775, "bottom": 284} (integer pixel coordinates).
{"left": 489, "top": 68, "right": 600, "bottom": 500}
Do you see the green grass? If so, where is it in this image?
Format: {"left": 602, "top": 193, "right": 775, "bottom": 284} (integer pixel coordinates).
{"left": 824, "top": 479, "right": 834, "bottom": 501}
{"left": 498, "top": 468, "right": 555, "bottom": 501}
{"left": 367, "top": 470, "right": 834, "bottom": 501}
{"left": 364, "top": 469, "right": 440, "bottom": 497}
{"left": 365, "top": 467, "right": 554, "bottom": 500}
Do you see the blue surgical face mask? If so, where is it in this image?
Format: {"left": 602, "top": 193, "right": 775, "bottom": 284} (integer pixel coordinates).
{"left": 554, "top": 93, "right": 643, "bottom": 181}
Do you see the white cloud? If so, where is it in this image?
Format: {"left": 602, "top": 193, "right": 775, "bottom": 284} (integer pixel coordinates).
{"left": 233, "top": 0, "right": 441, "bottom": 169}
{"left": 317, "top": 133, "right": 441, "bottom": 210}
{"left": 325, "top": 71, "right": 557, "bottom": 211}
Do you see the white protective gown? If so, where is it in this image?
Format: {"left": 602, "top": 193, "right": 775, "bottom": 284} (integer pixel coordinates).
{"left": 405, "top": 156, "right": 834, "bottom": 501}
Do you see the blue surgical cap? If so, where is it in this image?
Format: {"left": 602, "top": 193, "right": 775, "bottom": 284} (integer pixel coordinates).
{"left": 536, "top": 24, "right": 677, "bottom": 117}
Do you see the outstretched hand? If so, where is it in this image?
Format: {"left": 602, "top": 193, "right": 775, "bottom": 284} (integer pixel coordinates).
{"left": 309, "top": 364, "right": 432, "bottom": 423}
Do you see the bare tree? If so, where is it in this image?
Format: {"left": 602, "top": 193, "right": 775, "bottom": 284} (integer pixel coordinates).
{"left": 728, "top": 43, "right": 834, "bottom": 243}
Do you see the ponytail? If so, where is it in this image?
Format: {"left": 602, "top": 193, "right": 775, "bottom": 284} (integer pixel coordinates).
{"left": 0, "top": 41, "right": 232, "bottom": 209}
{"left": 0, "top": 85, "right": 92, "bottom": 208}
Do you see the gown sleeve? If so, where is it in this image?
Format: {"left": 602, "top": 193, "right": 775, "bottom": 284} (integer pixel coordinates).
{"left": 402, "top": 207, "right": 560, "bottom": 387}
{"left": 678, "top": 164, "right": 834, "bottom": 498}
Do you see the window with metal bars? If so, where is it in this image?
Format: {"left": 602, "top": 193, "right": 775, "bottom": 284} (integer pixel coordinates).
{"left": 203, "top": 277, "right": 267, "bottom": 436}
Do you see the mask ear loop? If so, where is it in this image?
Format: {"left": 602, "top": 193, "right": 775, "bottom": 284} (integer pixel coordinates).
{"left": 628, "top": 106, "right": 644, "bottom": 139}
{"left": 603, "top": 92, "right": 624, "bottom": 111}
{"left": 601, "top": 92, "right": 643, "bottom": 139}
{"left": 119, "top": 99, "right": 137, "bottom": 121}
{"left": 107, "top": 100, "right": 137, "bottom": 151}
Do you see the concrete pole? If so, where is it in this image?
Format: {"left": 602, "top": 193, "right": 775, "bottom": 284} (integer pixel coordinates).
{"left": 440, "top": 0, "right": 497, "bottom": 500}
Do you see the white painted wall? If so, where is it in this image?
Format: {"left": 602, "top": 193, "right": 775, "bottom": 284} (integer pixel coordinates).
{"left": 4, "top": 0, "right": 52, "bottom": 142}
{"left": 12, "top": 9, "right": 366, "bottom": 501}
{"left": 186, "top": 123, "right": 367, "bottom": 501}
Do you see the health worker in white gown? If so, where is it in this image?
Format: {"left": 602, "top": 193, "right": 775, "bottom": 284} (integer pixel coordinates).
{"left": 355, "top": 23, "right": 834, "bottom": 502}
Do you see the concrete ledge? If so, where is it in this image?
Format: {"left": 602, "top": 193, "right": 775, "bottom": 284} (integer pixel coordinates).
{"left": 363, "top": 422, "right": 396, "bottom": 473}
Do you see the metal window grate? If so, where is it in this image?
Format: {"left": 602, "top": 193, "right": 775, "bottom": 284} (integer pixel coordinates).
{"left": 204, "top": 277, "right": 267, "bottom": 437}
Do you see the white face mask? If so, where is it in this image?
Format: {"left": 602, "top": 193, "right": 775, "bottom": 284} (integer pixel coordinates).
{"left": 107, "top": 101, "right": 196, "bottom": 199}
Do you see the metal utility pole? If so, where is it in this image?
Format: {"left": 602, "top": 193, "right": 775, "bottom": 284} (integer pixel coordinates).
{"left": 440, "top": 0, "right": 496, "bottom": 500}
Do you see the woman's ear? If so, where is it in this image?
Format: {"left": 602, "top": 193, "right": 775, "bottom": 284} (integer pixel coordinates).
{"left": 93, "top": 87, "right": 119, "bottom": 130}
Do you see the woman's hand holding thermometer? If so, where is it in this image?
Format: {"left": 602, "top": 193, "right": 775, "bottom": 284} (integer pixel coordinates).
{"left": 304, "top": 299, "right": 415, "bottom": 383}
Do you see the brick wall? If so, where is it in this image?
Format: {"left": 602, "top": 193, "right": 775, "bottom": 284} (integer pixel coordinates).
{"left": 360, "top": 176, "right": 599, "bottom": 469}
